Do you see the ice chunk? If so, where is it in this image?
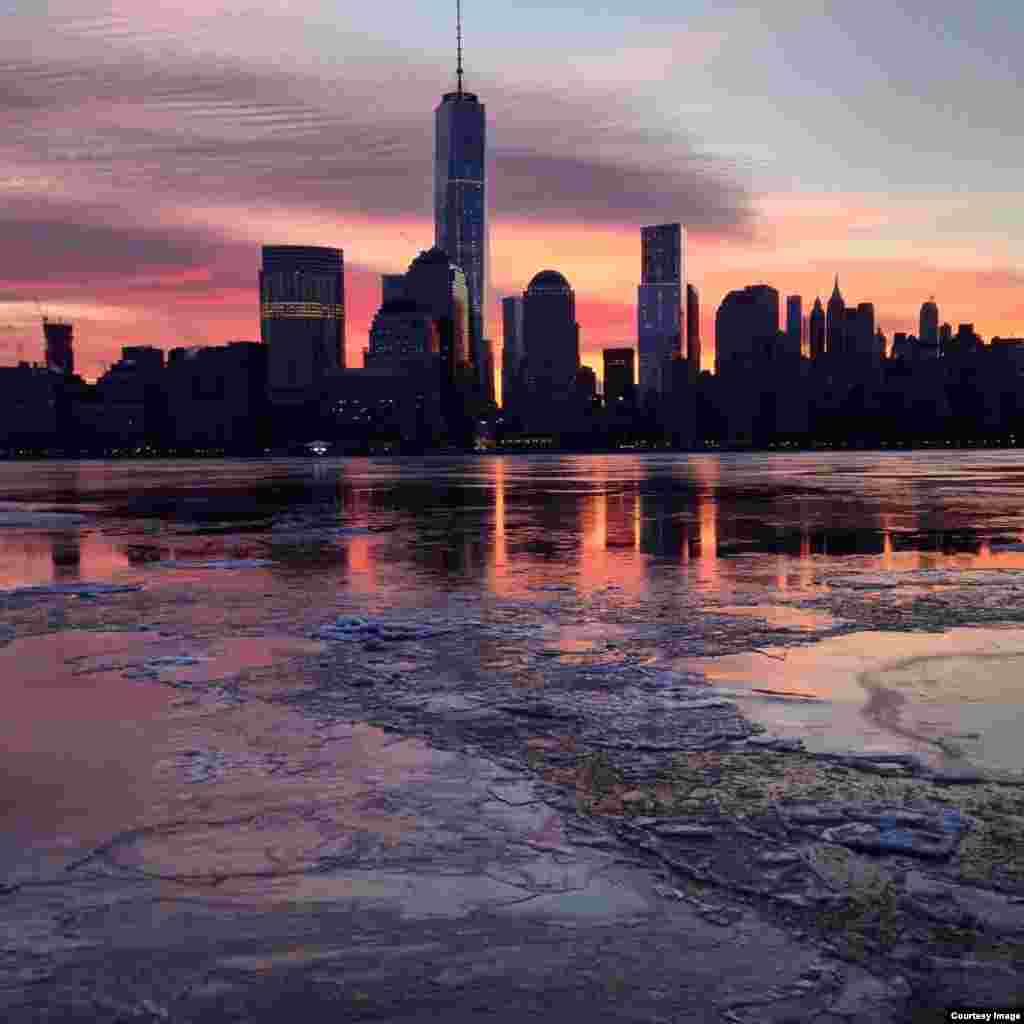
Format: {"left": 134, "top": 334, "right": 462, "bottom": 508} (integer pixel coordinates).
{"left": 1, "top": 582, "right": 143, "bottom": 598}
{"left": 155, "top": 559, "right": 271, "bottom": 569}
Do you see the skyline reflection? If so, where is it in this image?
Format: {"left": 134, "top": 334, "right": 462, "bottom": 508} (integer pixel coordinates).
{"left": 0, "top": 454, "right": 1023, "bottom": 598}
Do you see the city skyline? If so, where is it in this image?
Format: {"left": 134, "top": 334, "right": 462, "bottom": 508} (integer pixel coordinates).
{"left": 1, "top": 1, "right": 1021, "bottom": 388}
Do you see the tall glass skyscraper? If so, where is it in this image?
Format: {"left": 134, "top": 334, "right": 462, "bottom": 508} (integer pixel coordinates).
{"left": 434, "top": 11, "right": 490, "bottom": 403}
{"left": 638, "top": 223, "right": 684, "bottom": 398}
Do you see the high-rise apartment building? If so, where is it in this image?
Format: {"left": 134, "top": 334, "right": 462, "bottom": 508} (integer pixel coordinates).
{"left": 603, "top": 348, "right": 635, "bottom": 407}
{"left": 434, "top": 6, "right": 490, "bottom": 402}
{"left": 638, "top": 223, "right": 684, "bottom": 398}
{"left": 260, "top": 245, "right": 345, "bottom": 406}
{"left": 43, "top": 319, "right": 74, "bottom": 375}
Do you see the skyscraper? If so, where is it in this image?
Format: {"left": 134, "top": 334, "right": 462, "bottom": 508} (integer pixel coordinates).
{"left": 686, "top": 284, "right": 701, "bottom": 375}
{"left": 42, "top": 319, "right": 74, "bottom": 375}
{"left": 638, "top": 223, "right": 684, "bottom": 398}
{"left": 715, "top": 285, "right": 779, "bottom": 375}
{"left": 260, "top": 245, "right": 345, "bottom": 406}
{"left": 501, "top": 296, "right": 524, "bottom": 413}
{"left": 786, "top": 295, "right": 803, "bottom": 358}
{"left": 603, "top": 348, "right": 635, "bottom": 406}
{"left": 809, "top": 298, "right": 825, "bottom": 360}
{"left": 434, "top": 1, "right": 489, "bottom": 400}
{"left": 402, "top": 247, "right": 470, "bottom": 378}
{"left": 826, "top": 276, "right": 845, "bottom": 357}
{"left": 523, "top": 270, "right": 579, "bottom": 430}
{"left": 920, "top": 299, "right": 939, "bottom": 354}
{"left": 856, "top": 302, "right": 876, "bottom": 359}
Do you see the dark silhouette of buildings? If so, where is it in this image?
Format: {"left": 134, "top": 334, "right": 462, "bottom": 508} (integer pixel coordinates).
{"left": 686, "top": 283, "right": 700, "bottom": 375}
{"left": 165, "top": 342, "right": 268, "bottom": 451}
{"left": 809, "top": 297, "right": 825, "bottom": 360}
{"left": 920, "top": 299, "right": 939, "bottom": 356}
{"left": 826, "top": 276, "right": 845, "bottom": 357}
{"left": 67, "top": 345, "right": 167, "bottom": 449}
{"left": 940, "top": 322, "right": 953, "bottom": 354}
{"left": 715, "top": 284, "right": 779, "bottom": 375}
{"left": 603, "top": 348, "right": 635, "bottom": 408}
{"left": 786, "top": 295, "right": 802, "bottom": 357}
{"left": 43, "top": 320, "right": 74, "bottom": 375}
{"left": 521, "top": 270, "right": 580, "bottom": 434}
{"left": 359, "top": 246, "right": 470, "bottom": 445}
{"left": 260, "top": 245, "right": 345, "bottom": 430}
{"left": 401, "top": 247, "right": 471, "bottom": 377}
{"left": 501, "top": 295, "right": 525, "bottom": 419}
{"left": 367, "top": 299, "right": 440, "bottom": 366}
{"left": 638, "top": 223, "right": 684, "bottom": 399}
{"left": 434, "top": 9, "right": 491, "bottom": 404}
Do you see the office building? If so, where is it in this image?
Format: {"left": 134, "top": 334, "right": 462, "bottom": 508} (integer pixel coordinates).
{"left": 686, "top": 283, "right": 700, "bottom": 374}
{"left": 715, "top": 285, "right": 779, "bottom": 375}
{"left": 576, "top": 365, "right": 597, "bottom": 401}
{"left": 366, "top": 300, "right": 441, "bottom": 367}
{"left": 401, "top": 247, "right": 470, "bottom": 378}
{"left": 939, "top": 322, "right": 953, "bottom": 355}
{"left": 786, "top": 295, "right": 802, "bottom": 357}
{"left": 826, "top": 276, "right": 845, "bottom": 357}
{"left": 603, "top": 348, "right": 635, "bottom": 407}
{"left": 260, "top": 245, "right": 345, "bottom": 407}
{"left": 43, "top": 320, "right": 74, "bottom": 375}
{"left": 920, "top": 299, "right": 939, "bottom": 354}
{"left": 501, "top": 295, "right": 525, "bottom": 414}
{"left": 638, "top": 223, "right": 684, "bottom": 398}
{"left": 809, "top": 298, "right": 825, "bottom": 360}
{"left": 523, "top": 270, "right": 579, "bottom": 429}
{"left": 434, "top": 9, "right": 489, "bottom": 400}
{"left": 165, "top": 342, "right": 268, "bottom": 451}
{"left": 381, "top": 274, "right": 407, "bottom": 305}
{"left": 856, "top": 302, "right": 876, "bottom": 360}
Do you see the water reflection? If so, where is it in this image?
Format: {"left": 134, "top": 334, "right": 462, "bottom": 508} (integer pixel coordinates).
{"left": 2, "top": 454, "right": 1024, "bottom": 599}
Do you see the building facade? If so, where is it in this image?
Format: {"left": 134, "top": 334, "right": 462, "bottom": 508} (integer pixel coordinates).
{"left": 434, "top": 87, "right": 490, "bottom": 401}
{"left": 809, "top": 298, "right": 825, "bottom": 360}
{"left": 603, "top": 347, "right": 635, "bottom": 407}
{"left": 501, "top": 295, "right": 525, "bottom": 415}
{"left": 715, "top": 285, "right": 780, "bottom": 375}
{"left": 638, "top": 223, "right": 684, "bottom": 399}
{"left": 260, "top": 245, "right": 345, "bottom": 410}
{"left": 786, "top": 295, "right": 803, "bottom": 358}
{"left": 686, "top": 283, "right": 700, "bottom": 375}
{"left": 522, "top": 270, "right": 580, "bottom": 431}
{"left": 43, "top": 320, "right": 74, "bottom": 375}
{"left": 920, "top": 299, "right": 939, "bottom": 355}
{"left": 826, "top": 277, "right": 845, "bottom": 357}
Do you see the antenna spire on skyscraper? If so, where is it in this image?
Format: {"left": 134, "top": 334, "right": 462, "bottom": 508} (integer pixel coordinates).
{"left": 456, "top": 0, "right": 464, "bottom": 96}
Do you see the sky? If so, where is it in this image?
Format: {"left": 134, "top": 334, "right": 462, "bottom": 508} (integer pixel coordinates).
{"left": 2, "top": 0, "right": 1022, "bottom": 389}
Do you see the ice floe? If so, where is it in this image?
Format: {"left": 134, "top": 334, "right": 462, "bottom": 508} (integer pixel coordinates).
{"left": 0, "top": 510, "right": 87, "bottom": 528}
{"left": 316, "top": 614, "right": 451, "bottom": 643}
{"left": 154, "top": 559, "right": 271, "bottom": 570}
{"left": 0, "top": 582, "right": 143, "bottom": 598}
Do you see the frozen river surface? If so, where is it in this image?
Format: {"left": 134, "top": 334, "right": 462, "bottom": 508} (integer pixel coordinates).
{"left": 2, "top": 452, "right": 1024, "bottom": 1021}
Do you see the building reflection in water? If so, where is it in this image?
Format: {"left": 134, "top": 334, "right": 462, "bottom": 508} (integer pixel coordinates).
{"left": 51, "top": 532, "right": 81, "bottom": 580}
